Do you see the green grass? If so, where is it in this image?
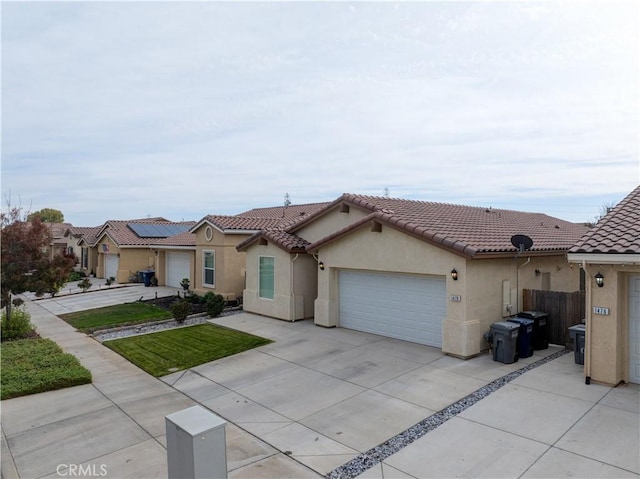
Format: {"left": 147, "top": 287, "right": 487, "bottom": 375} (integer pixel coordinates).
{"left": 104, "top": 324, "right": 272, "bottom": 377}
{"left": 1, "top": 338, "right": 92, "bottom": 400}
{"left": 60, "top": 302, "right": 173, "bottom": 332}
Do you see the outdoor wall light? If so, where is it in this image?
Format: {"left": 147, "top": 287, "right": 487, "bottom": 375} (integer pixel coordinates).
{"left": 319, "top": 262, "right": 325, "bottom": 270}
{"left": 451, "top": 268, "right": 458, "bottom": 281}
{"left": 595, "top": 272, "right": 604, "bottom": 288}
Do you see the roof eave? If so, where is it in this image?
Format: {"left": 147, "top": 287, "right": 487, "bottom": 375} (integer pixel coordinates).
{"left": 567, "top": 252, "right": 640, "bottom": 265}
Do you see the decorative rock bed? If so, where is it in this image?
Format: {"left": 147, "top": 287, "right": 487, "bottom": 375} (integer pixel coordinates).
{"left": 326, "top": 348, "right": 571, "bottom": 479}
{"left": 93, "top": 309, "right": 242, "bottom": 342}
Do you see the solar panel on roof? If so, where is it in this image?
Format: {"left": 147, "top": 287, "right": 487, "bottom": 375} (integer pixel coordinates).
{"left": 128, "top": 223, "right": 190, "bottom": 238}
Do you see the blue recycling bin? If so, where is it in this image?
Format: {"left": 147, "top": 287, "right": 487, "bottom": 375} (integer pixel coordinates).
{"left": 507, "top": 316, "right": 534, "bottom": 358}
{"left": 141, "top": 270, "right": 155, "bottom": 287}
{"left": 516, "top": 311, "right": 549, "bottom": 350}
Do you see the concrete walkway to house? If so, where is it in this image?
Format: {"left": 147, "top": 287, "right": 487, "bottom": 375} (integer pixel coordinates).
{"left": 2, "top": 288, "right": 639, "bottom": 479}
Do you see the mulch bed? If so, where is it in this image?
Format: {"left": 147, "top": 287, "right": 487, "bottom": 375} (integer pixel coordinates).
{"left": 142, "top": 295, "right": 207, "bottom": 315}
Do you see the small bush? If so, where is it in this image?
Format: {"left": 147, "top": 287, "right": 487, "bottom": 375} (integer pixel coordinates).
{"left": 170, "top": 300, "right": 192, "bottom": 324}
{"left": 78, "top": 278, "right": 92, "bottom": 292}
{"left": 202, "top": 292, "right": 217, "bottom": 303}
{"left": 1, "top": 307, "right": 35, "bottom": 341}
{"left": 206, "top": 294, "right": 225, "bottom": 318}
{"left": 68, "top": 271, "right": 86, "bottom": 282}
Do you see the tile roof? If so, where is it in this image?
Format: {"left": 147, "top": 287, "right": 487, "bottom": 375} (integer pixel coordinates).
{"left": 569, "top": 185, "right": 640, "bottom": 254}
{"left": 95, "top": 220, "right": 197, "bottom": 247}
{"left": 199, "top": 215, "right": 285, "bottom": 232}
{"left": 240, "top": 193, "right": 588, "bottom": 258}
{"left": 306, "top": 194, "right": 588, "bottom": 258}
{"left": 235, "top": 202, "right": 331, "bottom": 221}
{"left": 151, "top": 231, "right": 196, "bottom": 248}
{"left": 46, "top": 222, "right": 73, "bottom": 239}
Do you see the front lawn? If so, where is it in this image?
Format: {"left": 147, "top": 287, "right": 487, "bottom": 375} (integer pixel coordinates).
{"left": 60, "top": 302, "right": 173, "bottom": 332}
{"left": 1, "top": 338, "right": 92, "bottom": 400}
{"left": 103, "top": 324, "right": 272, "bottom": 377}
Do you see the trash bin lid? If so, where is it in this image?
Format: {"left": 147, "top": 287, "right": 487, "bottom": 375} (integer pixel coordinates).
{"left": 507, "top": 317, "right": 534, "bottom": 326}
{"left": 517, "top": 311, "right": 549, "bottom": 319}
{"left": 490, "top": 321, "right": 520, "bottom": 332}
{"left": 568, "top": 323, "right": 586, "bottom": 332}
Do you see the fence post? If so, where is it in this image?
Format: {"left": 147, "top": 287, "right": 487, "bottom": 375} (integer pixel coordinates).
{"left": 165, "top": 405, "right": 228, "bottom": 479}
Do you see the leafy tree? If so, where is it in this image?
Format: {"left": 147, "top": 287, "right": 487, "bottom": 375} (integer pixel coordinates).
{"left": 27, "top": 208, "right": 64, "bottom": 223}
{"left": 1, "top": 205, "right": 75, "bottom": 321}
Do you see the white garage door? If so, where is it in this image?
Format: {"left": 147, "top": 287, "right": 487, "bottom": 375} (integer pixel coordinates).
{"left": 105, "top": 255, "right": 119, "bottom": 280}
{"left": 166, "top": 252, "right": 191, "bottom": 288}
{"left": 629, "top": 275, "right": 640, "bottom": 384}
{"left": 339, "top": 270, "right": 446, "bottom": 347}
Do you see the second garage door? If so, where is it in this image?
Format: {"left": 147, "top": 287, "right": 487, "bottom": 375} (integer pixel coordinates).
{"left": 166, "top": 252, "right": 191, "bottom": 288}
{"left": 339, "top": 270, "right": 446, "bottom": 347}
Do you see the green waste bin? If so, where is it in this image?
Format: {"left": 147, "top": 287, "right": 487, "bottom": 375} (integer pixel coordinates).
{"left": 568, "top": 323, "right": 586, "bottom": 365}
{"left": 489, "top": 321, "right": 520, "bottom": 364}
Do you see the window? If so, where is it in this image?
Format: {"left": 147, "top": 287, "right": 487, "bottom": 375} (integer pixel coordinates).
{"left": 67, "top": 246, "right": 74, "bottom": 255}
{"left": 203, "top": 250, "right": 215, "bottom": 287}
{"left": 259, "top": 256, "right": 274, "bottom": 299}
{"left": 81, "top": 247, "right": 88, "bottom": 269}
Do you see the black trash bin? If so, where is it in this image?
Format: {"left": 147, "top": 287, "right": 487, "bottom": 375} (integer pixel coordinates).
{"left": 568, "top": 323, "right": 586, "bottom": 365}
{"left": 507, "top": 316, "right": 534, "bottom": 358}
{"left": 517, "top": 311, "right": 549, "bottom": 350}
{"left": 489, "top": 321, "right": 520, "bottom": 364}
{"left": 141, "top": 270, "right": 155, "bottom": 287}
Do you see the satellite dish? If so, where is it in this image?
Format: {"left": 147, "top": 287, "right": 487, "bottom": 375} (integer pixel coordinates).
{"left": 511, "top": 234, "right": 533, "bottom": 252}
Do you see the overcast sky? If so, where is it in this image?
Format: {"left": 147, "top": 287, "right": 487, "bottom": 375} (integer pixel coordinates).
{"left": 2, "top": 1, "right": 638, "bottom": 226}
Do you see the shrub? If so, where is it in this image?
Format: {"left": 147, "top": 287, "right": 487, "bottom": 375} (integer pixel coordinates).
{"left": 68, "top": 271, "right": 86, "bottom": 282}
{"left": 170, "top": 300, "right": 192, "bottom": 324}
{"left": 206, "top": 294, "right": 225, "bottom": 318}
{"left": 78, "top": 278, "right": 92, "bottom": 292}
{"left": 1, "top": 307, "right": 35, "bottom": 341}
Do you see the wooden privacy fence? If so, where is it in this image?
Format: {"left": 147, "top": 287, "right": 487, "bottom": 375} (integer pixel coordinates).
{"left": 522, "top": 289, "right": 585, "bottom": 347}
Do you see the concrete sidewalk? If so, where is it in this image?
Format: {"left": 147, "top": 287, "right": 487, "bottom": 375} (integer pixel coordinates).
{"left": 2, "top": 291, "right": 638, "bottom": 479}
{"left": 1, "top": 301, "right": 319, "bottom": 479}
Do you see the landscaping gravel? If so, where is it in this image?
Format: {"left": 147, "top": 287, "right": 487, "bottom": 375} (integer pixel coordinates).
{"left": 93, "top": 309, "right": 242, "bottom": 342}
{"left": 326, "top": 348, "right": 571, "bottom": 479}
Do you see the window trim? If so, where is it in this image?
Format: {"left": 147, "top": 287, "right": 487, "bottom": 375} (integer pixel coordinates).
{"left": 258, "top": 255, "right": 275, "bottom": 300}
{"left": 203, "top": 250, "right": 215, "bottom": 288}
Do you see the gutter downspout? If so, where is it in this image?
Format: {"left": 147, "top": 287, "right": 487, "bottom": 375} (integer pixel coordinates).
{"left": 290, "top": 254, "right": 299, "bottom": 322}
{"left": 583, "top": 260, "right": 592, "bottom": 384}
{"left": 517, "top": 257, "right": 531, "bottom": 313}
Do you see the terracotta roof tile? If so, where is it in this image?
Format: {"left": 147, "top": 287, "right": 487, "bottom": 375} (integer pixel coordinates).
{"left": 152, "top": 231, "right": 196, "bottom": 247}
{"left": 236, "top": 202, "right": 331, "bottom": 221}
{"left": 570, "top": 185, "right": 640, "bottom": 254}
{"left": 203, "top": 215, "right": 284, "bottom": 231}
{"left": 97, "top": 220, "right": 196, "bottom": 247}
{"left": 306, "top": 194, "right": 589, "bottom": 257}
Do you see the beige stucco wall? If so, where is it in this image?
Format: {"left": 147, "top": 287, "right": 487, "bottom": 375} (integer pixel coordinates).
{"left": 313, "top": 223, "right": 582, "bottom": 358}
{"left": 295, "top": 206, "right": 370, "bottom": 243}
{"left": 193, "top": 224, "right": 251, "bottom": 300}
{"left": 242, "top": 244, "right": 318, "bottom": 321}
{"left": 578, "top": 265, "right": 640, "bottom": 385}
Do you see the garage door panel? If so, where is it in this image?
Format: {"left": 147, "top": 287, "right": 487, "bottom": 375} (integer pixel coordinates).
{"left": 339, "top": 270, "right": 445, "bottom": 348}
{"left": 167, "top": 252, "right": 191, "bottom": 288}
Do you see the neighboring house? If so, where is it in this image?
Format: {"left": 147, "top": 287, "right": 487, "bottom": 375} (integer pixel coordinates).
{"left": 568, "top": 185, "right": 640, "bottom": 385}
{"left": 189, "top": 202, "right": 330, "bottom": 300}
{"left": 152, "top": 231, "right": 197, "bottom": 289}
{"left": 238, "top": 193, "right": 589, "bottom": 359}
{"left": 46, "top": 222, "right": 73, "bottom": 260}
{"left": 85, "top": 218, "right": 196, "bottom": 284}
{"left": 64, "top": 225, "right": 101, "bottom": 272}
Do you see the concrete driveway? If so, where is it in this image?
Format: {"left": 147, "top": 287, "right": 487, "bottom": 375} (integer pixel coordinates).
{"left": 3, "top": 288, "right": 639, "bottom": 479}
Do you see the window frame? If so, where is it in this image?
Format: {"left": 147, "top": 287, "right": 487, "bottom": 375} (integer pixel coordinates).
{"left": 203, "top": 250, "right": 215, "bottom": 288}
{"left": 258, "top": 255, "right": 275, "bottom": 300}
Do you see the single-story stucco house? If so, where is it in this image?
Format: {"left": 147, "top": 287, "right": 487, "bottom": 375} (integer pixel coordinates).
{"left": 238, "top": 193, "right": 589, "bottom": 359}
{"left": 189, "top": 202, "right": 330, "bottom": 300}
{"left": 81, "top": 218, "right": 196, "bottom": 284}
{"left": 568, "top": 185, "right": 640, "bottom": 385}
{"left": 64, "top": 225, "right": 101, "bottom": 272}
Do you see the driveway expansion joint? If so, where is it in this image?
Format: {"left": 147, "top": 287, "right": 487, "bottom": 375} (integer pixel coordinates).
{"left": 326, "top": 348, "right": 571, "bottom": 479}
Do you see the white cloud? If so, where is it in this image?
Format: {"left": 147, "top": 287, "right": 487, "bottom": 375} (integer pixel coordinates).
{"left": 2, "top": 1, "right": 638, "bottom": 225}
